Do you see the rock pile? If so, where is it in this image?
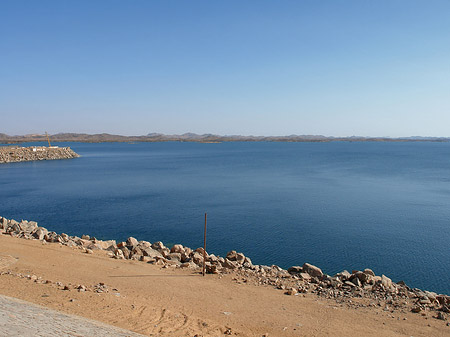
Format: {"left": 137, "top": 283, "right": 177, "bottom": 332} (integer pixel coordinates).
{"left": 0, "top": 146, "right": 79, "bottom": 164}
{"left": 1, "top": 216, "right": 449, "bottom": 322}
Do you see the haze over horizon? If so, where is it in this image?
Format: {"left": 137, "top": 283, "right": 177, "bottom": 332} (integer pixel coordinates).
{"left": 1, "top": 1, "right": 450, "bottom": 137}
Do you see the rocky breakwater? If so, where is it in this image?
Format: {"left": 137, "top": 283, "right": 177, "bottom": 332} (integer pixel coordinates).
{"left": 0, "top": 146, "right": 79, "bottom": 164}
{"left": 1, "top": 215, "right": 449, "bottom": 326}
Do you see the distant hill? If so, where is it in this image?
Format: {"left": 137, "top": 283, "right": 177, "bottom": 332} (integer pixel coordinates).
{"left": 0, "top": 132, "right": 449, "bottom": 144}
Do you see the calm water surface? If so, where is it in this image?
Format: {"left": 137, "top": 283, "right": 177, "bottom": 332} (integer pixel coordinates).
{"left": 1, "top": 141, "right": 449, "bottom": 294}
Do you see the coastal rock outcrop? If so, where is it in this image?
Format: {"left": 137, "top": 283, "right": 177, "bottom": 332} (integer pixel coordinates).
{"left": 1, "top": 214, "right": 449, "bottom": 322}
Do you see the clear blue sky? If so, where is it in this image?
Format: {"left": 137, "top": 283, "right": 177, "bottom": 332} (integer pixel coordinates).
{"left": 1, "top": 1, "right": 450, "bottom": 137}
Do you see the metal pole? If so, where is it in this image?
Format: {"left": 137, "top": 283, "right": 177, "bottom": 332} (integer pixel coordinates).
{"left": 202, "top": 212, "right": 207, "bottom": 276}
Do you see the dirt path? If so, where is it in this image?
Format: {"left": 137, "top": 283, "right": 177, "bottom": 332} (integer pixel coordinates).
{"left": 0, "top": 235, "right": 447, "bottom": 337}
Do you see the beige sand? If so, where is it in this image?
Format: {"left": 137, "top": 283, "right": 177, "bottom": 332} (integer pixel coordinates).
{"left": 0, "top": 235, "right": 447, "bottom": 337}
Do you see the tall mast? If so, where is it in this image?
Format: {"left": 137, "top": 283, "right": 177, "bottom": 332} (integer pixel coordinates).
{"left": 45, "top": 132, "right": 51, "bottom": 147}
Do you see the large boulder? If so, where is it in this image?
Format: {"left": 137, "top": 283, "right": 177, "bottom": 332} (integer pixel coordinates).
{"left": 302, "top": 263, "right": 323, "bottom": 279}
{"left": 287, "top": 266, "right": 303, "bottom": 275}
{"left": 180, "top": 261, "right": 197, "bottom": 269}
{"left": 120, "top": 247, "right": 130, "bottom": 259}
{"left": 87, "top": 243, "right": 104, "bottom": 251}
{"left": 363, "top": 268, "right": 375, "bottom": 276}
{"left": 236, "top": 253, "right": 246, "bottom": 265}
{"left": 160, "top": 247, "right": 170, "bottom": 258}
{"left": 32, "top": 227, "right": 48, "bottom": 241}
{"left": 167, "top": 253, "right": 182, "bottom": 262}
{"left": 170, "top": 244, "right": 185, "bottom": 254}
{"left": 353, "top": 271, "right": 370, "bottom": 284}
{"left": 222, "top": 258, "right": 239, "bottom": 270}
{"left": 126, "top": 237, "right": 139, "bottom": 248}
{"left": 207, "top": 254, "right": 219, "bottom": 263}
{"left": 226, "top": 250, "right": 238, "bottom": 261}
{"left": 206, "top": 263, "right": 219, "bottom": 274}
{"left": 142, "top": 248, "right": 163, "bottom": 258}
{"left": 350, "top": 276, "right": 362, "bottom": 287}
{"left": 151, "top": 241, "right": 166, "bottom": 251}
{"left": 335, "top": 270, "right": 351, "bottom": 281}
{"left": 132, "top": 246, "right": 143, "bottom": 256}
{"left": 138, "top": 241, "right": 152, "bottom": 249}
{"left": 298, "top": 272, "right": 312, "bottom": 281}
{"left": 381, "top": 275, "right": 392, "bottom": 288}
{"left": 21, "top": 221, "right": 38, "bottom": 233}
{"left": 192, "top": 252, "right": 204, "bottom": 266}
{"left": 95, "top": 240, "right": 117, "bottom": 250}
{"left": 8, "top": 222, "right": 22, "bottom": 234}
{"left": 117, "top": 241, "right": 127, "bottom": 248}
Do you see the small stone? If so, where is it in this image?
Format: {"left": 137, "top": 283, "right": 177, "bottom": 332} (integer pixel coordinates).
{"left": 76, "top": 285, "right": 86, "bottom": 292}
{"left": 285, "top": 288, "right": 298, "bottom": 296}
{"left": 411, "top": 306, "right": 422, "bottom": 313}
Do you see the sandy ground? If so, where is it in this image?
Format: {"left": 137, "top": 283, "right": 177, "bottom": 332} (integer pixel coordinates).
{"left": 0, "top": 235, "right": 447, "bottom": 337}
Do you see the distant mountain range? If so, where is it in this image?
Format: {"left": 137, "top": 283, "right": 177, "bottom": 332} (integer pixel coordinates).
{"left": 0, "top": 132, "right": 449, "bottom": 144}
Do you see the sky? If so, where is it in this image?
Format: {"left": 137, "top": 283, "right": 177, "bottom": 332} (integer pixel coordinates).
{"left": 1, "top": 1, "right": 450, "bottom": 137}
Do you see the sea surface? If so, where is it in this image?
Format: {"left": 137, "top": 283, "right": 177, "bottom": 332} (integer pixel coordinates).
{"left": 1, "top": 141, "right": 449, "bottom": 295}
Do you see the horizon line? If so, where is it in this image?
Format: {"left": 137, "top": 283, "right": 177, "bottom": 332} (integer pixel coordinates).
{"left": 1, "top": 132, "right": 450, "bottom": 140}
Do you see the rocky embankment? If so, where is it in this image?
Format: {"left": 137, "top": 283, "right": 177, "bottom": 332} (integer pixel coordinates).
{"left": 1, "top": 216, "right": 449, "bottom": 325}
{"left": 0, "top": 146, "right": 79, "bottom": 164}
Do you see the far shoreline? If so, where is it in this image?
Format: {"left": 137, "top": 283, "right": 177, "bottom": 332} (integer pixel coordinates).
{"left": 1, "top": 132, "right": 450, "bottom": 144}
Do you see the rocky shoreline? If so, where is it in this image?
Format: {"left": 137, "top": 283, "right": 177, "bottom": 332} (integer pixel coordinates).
{"left": 1, "top": 216, "right": 449, "bottom": 325}
{"left": 0, "top": 146, "right": 79, "bottom": 164}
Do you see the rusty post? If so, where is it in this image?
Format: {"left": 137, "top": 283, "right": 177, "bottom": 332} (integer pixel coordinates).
{"left": 202, "top": 212, "right": 207, "bottom": 276}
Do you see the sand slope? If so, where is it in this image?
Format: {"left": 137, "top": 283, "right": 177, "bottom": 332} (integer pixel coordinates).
{"left": 0, "top": 235, "right": 447, "bottom": 337}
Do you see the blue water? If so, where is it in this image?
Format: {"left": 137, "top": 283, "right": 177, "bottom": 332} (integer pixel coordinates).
{"left": 1, "top": 141, "right": 449, "bottom": 294}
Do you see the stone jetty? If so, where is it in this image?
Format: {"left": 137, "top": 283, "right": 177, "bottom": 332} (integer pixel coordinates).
{"left": 0, "top": 146, "right": 79, "bottom": 164}
{"left": 0, "top": 215, "right": 449, "bottom": 323}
